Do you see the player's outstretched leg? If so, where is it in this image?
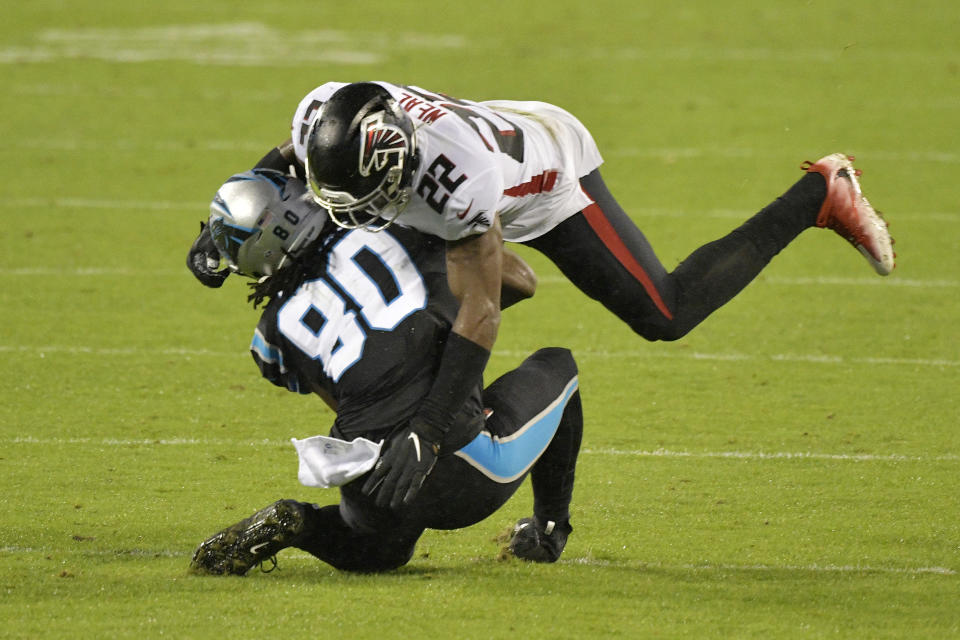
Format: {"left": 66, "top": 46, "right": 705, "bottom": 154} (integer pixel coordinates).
{"left": 508, "top": 516, "right": 573, "bottom": 563}
{"left": 802, "top": 153, "right": 895, "bottom": 275}
{"left": 189, "top": 499, "right": 308, "bottom": 576}
{"left": 508, "top": 374, "right": 582, "bottom": 564}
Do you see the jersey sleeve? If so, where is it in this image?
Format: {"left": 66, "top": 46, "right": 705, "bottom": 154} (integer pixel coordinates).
{"left": 290, "top": 82, "right": 348, "bottom": 164}
{"left": 250, "top": 322, "right": 312, "bottom": 395}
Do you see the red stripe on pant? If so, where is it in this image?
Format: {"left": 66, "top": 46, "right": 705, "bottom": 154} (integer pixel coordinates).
{"left": 580, "top": 200, "right": 674, "bottom": 320}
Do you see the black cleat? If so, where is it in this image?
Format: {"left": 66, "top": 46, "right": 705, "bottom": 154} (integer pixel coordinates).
{"left": 508, "top": 516, "right": 571, "bottom": 563}
{"left": 190, "top": 500, "right": 307, "bottom": 576}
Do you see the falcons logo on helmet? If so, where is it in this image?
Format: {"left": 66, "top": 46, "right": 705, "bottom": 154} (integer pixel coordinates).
{"left": 358, "top": 111, "right": 410, "bottom": 177}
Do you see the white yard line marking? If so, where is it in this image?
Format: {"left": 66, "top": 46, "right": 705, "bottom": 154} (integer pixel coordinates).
{"left": 534, "top": 274, "right": 957, "bottom": 288}
{"left": 565, "top": 558, "right": 956, "bottom": 576}
{"left": 497, "top": 348, "right": 960, "bottom": 368}
{"left": 0, "top": 345, "right": 246, "bottom": 357}
{"left": 762, "top": 275, "right": 958, "bottom": 288}
{"left": 7, "top": 436, "right": 274, "bottom": 446}
{"left": 0, "top": 23, "right": 466, "bottom": 66}
{"left": 0, "top": 546, "right": 191, "bottom": 558}
{"left": 3, "top": 344, "right": 957, "bottom": 368}
{"left": 5, "top": 195, "right": 955, "bottom": 226}
{"left": 0, "top": 545, "right": 951, "bottom": 575}
{"left": 608, "top": 146, "right": 960, "bottom": 165}
{"left": 581, "top": 447, "right": 960, "bottom": 463}
{"left": 1, "top": 267, "right": 184, "bottom": 276}
{"left": 2, "top": 196, "right": 197, "bottom": 210}
{"left": 0, "top": 26, "right": 946, "bottom": 68}
{"left": 3, "top": 265, "right": 956, "bottom": 289}
{"left": 6, "top": 436, "right": 958, "bottom": 463}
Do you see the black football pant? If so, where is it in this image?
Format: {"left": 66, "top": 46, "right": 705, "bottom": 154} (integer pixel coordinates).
{"left": 523, "top": 169, "right": 825, "bottom": 340}
{"left": 290, "top": 347, "right": 583, "bottom": 572}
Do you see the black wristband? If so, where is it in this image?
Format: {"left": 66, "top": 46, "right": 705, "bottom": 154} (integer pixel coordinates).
{"left": 417, "top": 332, "right": 491, "bottom": 434}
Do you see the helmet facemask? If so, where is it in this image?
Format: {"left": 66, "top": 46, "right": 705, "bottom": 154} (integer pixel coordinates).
{"left": 309, "top": 159, "right": 412, "bottom": 232}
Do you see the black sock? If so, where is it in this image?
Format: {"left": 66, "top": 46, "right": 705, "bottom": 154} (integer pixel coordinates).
{"left": 665, "top": 171, "right": 828, "bottom": 336}
{"left": 740, "top": 171, "right": 826, "bottom": 254}
{"left": 531, "top": 391, "right": 583, "bottom": 525}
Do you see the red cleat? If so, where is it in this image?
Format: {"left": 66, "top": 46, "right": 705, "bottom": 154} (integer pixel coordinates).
{"left": 802, "top": 153, "right": 895, "bottom": 275}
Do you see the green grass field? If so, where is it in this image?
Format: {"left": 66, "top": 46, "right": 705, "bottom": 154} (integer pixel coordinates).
{"left": 2, "top": 1, "right": 959, "bottom": 637}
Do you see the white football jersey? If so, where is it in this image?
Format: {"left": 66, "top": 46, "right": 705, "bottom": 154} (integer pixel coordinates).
{"left": 290, "top": 82, "right": 603, "bottom": 242}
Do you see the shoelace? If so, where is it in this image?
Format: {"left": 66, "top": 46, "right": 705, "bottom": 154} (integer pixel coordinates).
{"left": 258, "top": 556, "right": 279, "bottom": 573}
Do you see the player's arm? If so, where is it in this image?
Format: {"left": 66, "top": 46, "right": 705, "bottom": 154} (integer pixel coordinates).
{"left": 253, "top": 137, "right": 303, "bottom": 177}
{"left": 446, "top": 218, "right": 504, "bottom": 349}
{"left": 500, "top": 246, "right": 537, "bottom": 309}
{"left": 362, "top": 220, "right": 503, "bottom": 510}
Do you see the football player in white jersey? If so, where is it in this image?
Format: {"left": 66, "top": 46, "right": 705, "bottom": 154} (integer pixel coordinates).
{"left": 187, "top": 81, "right": 895, "bottom": 506}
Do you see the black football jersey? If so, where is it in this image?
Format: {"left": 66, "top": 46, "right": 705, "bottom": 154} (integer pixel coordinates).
{"left": 251, "top": 225, "right": 483, "bottom": 448}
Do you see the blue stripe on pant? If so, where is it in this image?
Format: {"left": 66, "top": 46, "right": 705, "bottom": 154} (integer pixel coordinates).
{"left": 453, "top": 375, "right": 580, "bottom": 483}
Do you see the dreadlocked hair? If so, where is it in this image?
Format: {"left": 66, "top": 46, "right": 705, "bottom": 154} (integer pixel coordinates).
{"left": 247, "top": 221, "right": 348, "bottom": 308}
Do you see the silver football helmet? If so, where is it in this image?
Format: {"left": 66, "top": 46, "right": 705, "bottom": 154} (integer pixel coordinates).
{"left": 208, "top": 169, "right": 328, "bottom": 279}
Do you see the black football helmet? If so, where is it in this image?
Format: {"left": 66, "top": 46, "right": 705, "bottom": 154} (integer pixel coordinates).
{"left": 305, "top": 82, "right": 418, "bottom": 231}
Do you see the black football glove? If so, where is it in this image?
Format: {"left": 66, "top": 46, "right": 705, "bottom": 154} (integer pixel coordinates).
{"left": 362, "top": 417, "right": 443, "bottom": 511}
{"left": 187, "top": 222, "right": 230, "bottom": 288}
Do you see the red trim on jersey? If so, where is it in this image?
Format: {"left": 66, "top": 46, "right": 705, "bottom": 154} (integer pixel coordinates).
{"left": 504, "top": 170, "right": 559, "bottom": 198}
{"left": 580, "top": 194, "right": 674, "bottom": 320}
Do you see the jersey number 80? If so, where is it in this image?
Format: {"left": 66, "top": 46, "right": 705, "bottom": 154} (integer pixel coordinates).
{"left": 277, "top": 230, "right": 427, "bottom": 382}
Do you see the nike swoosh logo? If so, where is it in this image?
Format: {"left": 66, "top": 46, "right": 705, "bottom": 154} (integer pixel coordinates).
{"left": 456, "top": 200, "right": 474, "bottom": 220}
{"left": 408, "top": 432, "right": 422, "bottom": 462}
{"left": 249, "top": 542, "right": 270, "bottom": 555}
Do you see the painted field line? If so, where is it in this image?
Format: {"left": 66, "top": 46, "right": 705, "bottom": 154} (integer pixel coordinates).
{"left": 6, "top": 436, "right": 958, "bottom": 464}
{"left": 3, "top": 267, "right": 955, "bottom": 291}
{"left": 762, "top": 275, "right": 958, "bottom": 288}
{"left": 608, "top": 146, "right": 960, "bottom": 165}
{"left": 10, "top": 139, "right": 960, "bottom": 174}
{"left": 3, "top": 344, "right": 957, "bottom": 368}
{"left": 1, "top": 267, "right": 184, "bottom": 276}
{"left": 1, "top": 196, "right": 198, "bottom": 210}
{"left": 1, "top": 23, "right": 466, "bottom": 67}
{"left": 496, "top": 348, "right": 960, "bottom": 368}
{"left": 566, "top": 557, "right": 956, "bottom": 576}
{"left": 14, "top": 83, "right": 286, "bottom": 102}
{"left": 7, "top": 436, "right": 276, "bottom": 447}
{"left": 4, "top": 193, "right": 957, "bottom": 220}
{"left": 581, "top": 447, "right": 960, "bottom": 463}
{"left": 0, "top": 545, "right": 952, "bottom": 576}
{"left": 0, "top": 25, "right": 945, "bottom": 68}
{"left": 0, "top": 345, "right": 245, "bottom": 358}
{"left": 0, "top": 546, "right": 190, "bottom": 558}
{"left": 534, "top": 273, "right": 958, "bottom": 288}
{"left": 6, "top": 195, "right": 956, "bottom": 229}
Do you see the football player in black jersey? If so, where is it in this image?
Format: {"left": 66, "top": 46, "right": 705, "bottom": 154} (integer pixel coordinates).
{"left": 189, "top": 169, "right": 583, "bottom": 574}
